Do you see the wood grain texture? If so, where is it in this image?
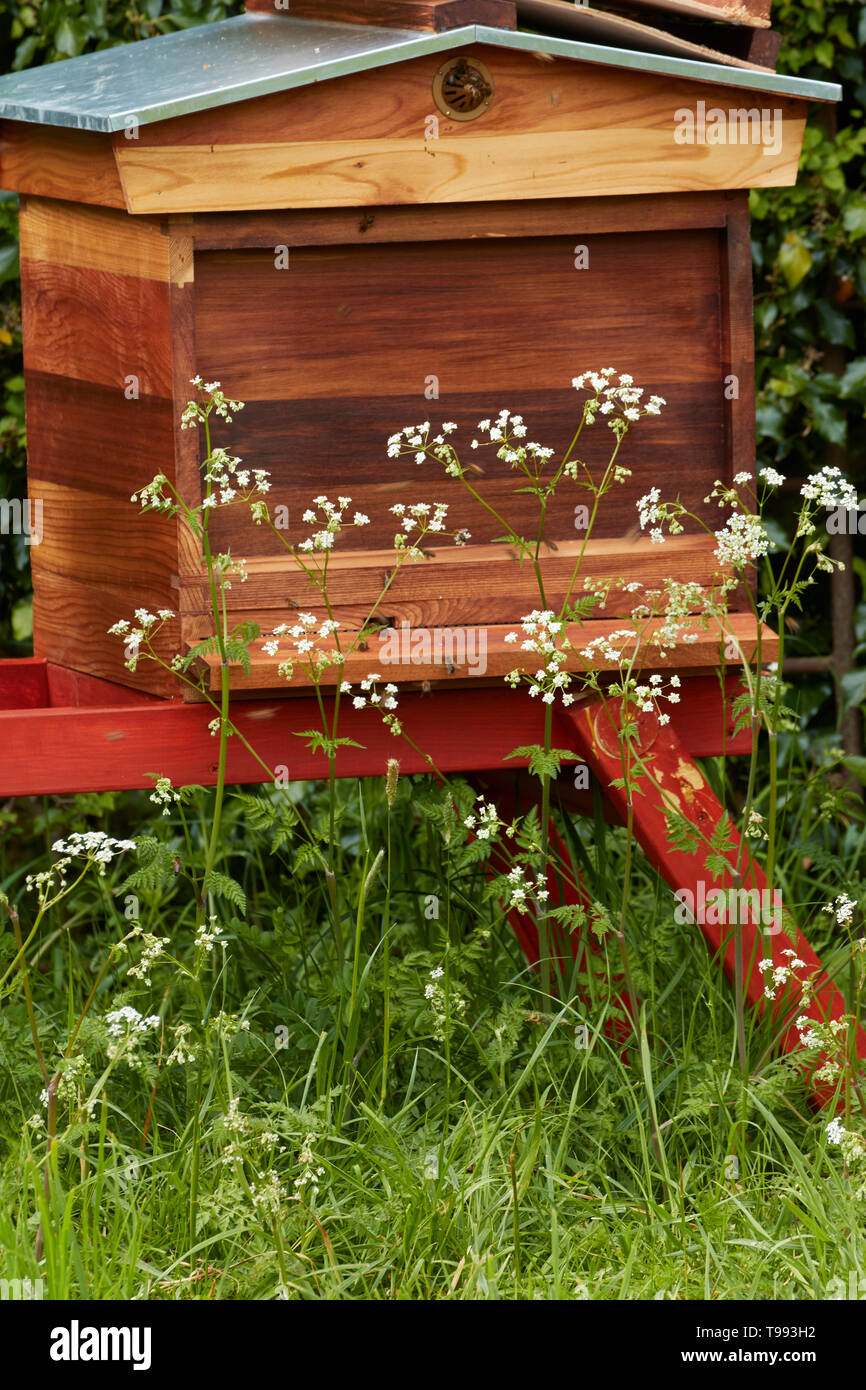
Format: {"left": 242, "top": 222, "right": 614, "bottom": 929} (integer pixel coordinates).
{"left": 23, "top": 374, "right": 175, "bottom": 497}
{"left": 245, "top": 0, "right": 516, "bottom": 29}
{"left": 130, "top": 51, "right": 780, "bottom": 148}
{"left": 32, "top": 572, "right": 180, "bottom": 698}
{"left": 19, "top": 196, "right": 169, "bottom": 280}
{"left": 0, "top": 121, "right": 126, "bottom": 207}
{"left": 192, "top": 613, "right": 776, "bottom": 692}
{"left": 20, "top": 258, "right": 172, "bottom": 395}
{"left": 115, "top": 124, "right": 805, "bottom": 213}
{"left": 180, "top": 536, "right": 748, "bottom": 642}
{"left": 115, "top": 50, "right": 807, "bottom": 212}
{"left": 614, "top": 0, "right": 771, "bottom": 25}
{"left": 194, "top": 232, "right": 722, "bottom": 399}
{"left": 190, "top": 191, "right": 731, "bottom": 248}
{"left": 193, "top": 228, "right": 731, "bottom": 554}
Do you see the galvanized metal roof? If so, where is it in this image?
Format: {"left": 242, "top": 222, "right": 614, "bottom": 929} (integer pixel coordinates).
{"left": 0, "top": 12, "right": 840, "bottom": 133}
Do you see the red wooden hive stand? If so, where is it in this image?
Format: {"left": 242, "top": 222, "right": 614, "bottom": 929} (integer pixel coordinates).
{"left": 1, "top": 658, "right": 861, "bottom": 1106}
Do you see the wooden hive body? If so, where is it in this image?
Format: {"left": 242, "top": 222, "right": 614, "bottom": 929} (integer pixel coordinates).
{"left": 0, "top": 7, "right": 835, "bottom": 699}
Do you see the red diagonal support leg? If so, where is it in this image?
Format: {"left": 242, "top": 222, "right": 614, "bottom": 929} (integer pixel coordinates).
{"left": 559, "top": 697, "right": 866, "bottom": 1107}
{"left": 470, "top": 769, "right": 633, "bottom": 1053}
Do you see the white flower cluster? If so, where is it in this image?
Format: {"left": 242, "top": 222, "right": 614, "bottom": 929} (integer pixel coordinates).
{"left": 201, "top": 446, "right": 270, "bottom": 508}
{"left": 502, "top": 865, "right": 549, "bottom": 915}
{"left": 424, "top": 964, "right": 445, "bottom": 998}
{"left": 824, "top": 893, "right": 856, "bottom": 928}
{"left": 250, "top": 1172, "right": 288, "bottom": 1219}
{"left": 504, "top": 609, "right": 576, "bottom": 705}
{"left": 635, "top": 487, "right": 685, "bottom": 545}
{"left": 182, "top": 377, "right": 244, "bottom": 428}
{"left": 800, "top": 466, "right": 858, "bottom": 512}
{"left": 293, "top": 1133, "right": 326, "bottom": 1202}
{"left": 628, "top": 673, "right": 682, "bottom": 726}
{"left": 298, "top": 495, "right": 369, "bottom": 553}
{"left": 757, "top": 948, "right": 809, "bottom": 1003}
{"left": 104, "top": 1005, "right": 160, "bottom": 1065}
{"left": 759, "top": 467, "right": 785, "bottom": 488}
{"left": 344, "top": 672, "right": 399, "bottom": 713}
{"left": 149, "top": 775, "right": 182, "bottom": 816}
{"left": 572, "top": 369, "right": 666, "bottom": 431}
{"left": 713, "top": 512, "right": 771, "bottom": 569}
{"left": 130, "top": 473, "right": 173, "bottom": 513}
{"left": 578, "top": 628, "right": 637, "bottom": 668}
{"left": 105, "top": 1005, "right": 160, "bottom": 1039}
{"left": 463, "top": 796, "right": 502, "bottom": 840}
{"left": 196, "top": 918, "right": 228, "bottom": 953}
{"left": 337, "top": 673, "right": 402, "bottom": 736}
{"left": 166, "top": 1021, "right": 196, "bottom": 1068}
{"left": 123, "top": 925, "right": 170, "bottom": 986}
{"left": 267, "top": 610, "right": 343, "bottom": 677}
{"left": 51, "top": 830, "right": 137, "bottom": 876}
{"left": 108, "top": 609, "right": 174, "bottom": 671}
{"left": 387, "top": 419, "right": 460, "bottom": 463}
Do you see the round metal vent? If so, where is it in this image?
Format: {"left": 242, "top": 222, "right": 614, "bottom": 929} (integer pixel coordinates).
{"left": 432, "top": 58, "right": 494, "bottom": 122}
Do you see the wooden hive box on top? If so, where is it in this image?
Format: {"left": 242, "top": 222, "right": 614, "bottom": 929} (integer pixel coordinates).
{"left": 0, "top": 0, "right": 838, "bottom": 701}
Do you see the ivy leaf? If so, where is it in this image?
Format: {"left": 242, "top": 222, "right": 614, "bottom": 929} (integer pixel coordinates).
{"left": 817, "top": 300, "right": 855, "bottom": 348}
{"left": 777, "top": 232, "right": 813, "bottom": 290}
{"left": 842, "top": 198, "right": 866, "bottom": 241}
{"left": 806, "top": 395, "right": 847, "bottom": 447}
{"left": 839, "top": 359, "right": 866, "bottom": 400}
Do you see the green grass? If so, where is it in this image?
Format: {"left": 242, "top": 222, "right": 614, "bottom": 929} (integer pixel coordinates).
{"left": 0, "top": 755, "right": 863, "bottom": 1302}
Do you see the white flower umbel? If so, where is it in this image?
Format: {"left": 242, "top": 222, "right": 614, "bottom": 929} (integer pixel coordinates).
{"left": 823, "top": 893, "right": 856, "bottom": 928}
{"left": 713, "top": 512, "right": 771, "bottom": 569}
{"left": 503, "top": 609, "right": 577, "bottom": 706}
{"left": 343, "top": 674, "right": 402, "bottom": 736}
{"left": 800, "top": 465, "right": 858, "bottom": 513}
{"left": 50, "top": 830, "right": 137, "bottom": 876}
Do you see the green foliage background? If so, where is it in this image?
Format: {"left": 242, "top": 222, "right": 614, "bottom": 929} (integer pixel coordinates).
{"left": 0, "top": 0, "right": 863, "bottom": 661}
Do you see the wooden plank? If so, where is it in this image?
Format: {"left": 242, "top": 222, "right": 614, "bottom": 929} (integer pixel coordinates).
{"left": 0, "top": 669, "right": 749, "bottom": 796}
{"left": 517, "top": 0, "right": 771, "bottom": 70}
{"left": 166, "top": 223, "right": 204, "bottom": 624}
{"left": 115, "top": 120, "right": 805, "bottom": 213}
{"left": 610, "top": 0, "right": 772, "bottom": 27}
{"left": 26, "top": 478, "right": 178, "bottom": 590}
{"left": 19, "top": 196, "right": 169, "bottom": 281}
{"left": 193, "top": 228, "right": 729, "bottom": 551}
{"left": 194, "top": 232, "right": 722, "bottom": 400}
{"left": 193, "top": 613, "right": 777, "bottom": 691}
{"left": 245, "top": 0, "right": 517, "bottom": 29}
{"left": 562, "top": 698, "right": 866, "bottom": 1107}
{"left": 190, "top": 191, "right": 732, "bottom": 249}
{"left": 32, "top": 572, "right": 180, "bottom": 699}
{"left": 721, "top": 194, "right": 757, "bottom": 485}
{"left": 20, "top": 259, "right": 172, "bottom": 396}
{"left": 182, "top": 536, "right": 746, "bottom": 629}
{"left": 23, "top": 374, "right": 175, "bottom": 496}
{"left": 0, "top": 120, "right": 126, "bottom": 208}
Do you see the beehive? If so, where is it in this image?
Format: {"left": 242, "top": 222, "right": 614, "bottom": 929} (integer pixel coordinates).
{"left": 0, "top": 1, "right": 838, "bottom": 699}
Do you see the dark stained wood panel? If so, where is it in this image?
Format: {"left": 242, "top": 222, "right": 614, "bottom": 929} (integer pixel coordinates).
{"left": 194, "top": 229, "right": 727, "bottom": 553}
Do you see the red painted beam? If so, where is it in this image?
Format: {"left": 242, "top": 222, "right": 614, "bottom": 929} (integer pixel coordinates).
{"left": 561, "top": 699, "right": 866, "bottom": 1105}
{"left": 0, "top": 661, "right": 749, "bottom": 796}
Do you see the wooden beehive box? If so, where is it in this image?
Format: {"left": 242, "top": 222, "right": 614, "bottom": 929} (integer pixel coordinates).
{"left": 0, "top": 0, "right": 838, "bottom": 700}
